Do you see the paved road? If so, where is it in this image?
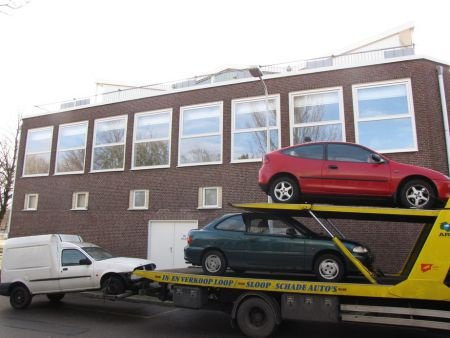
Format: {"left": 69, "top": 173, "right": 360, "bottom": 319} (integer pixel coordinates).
{"left": 0, "top": 293, "right": 446, "bottom": 338}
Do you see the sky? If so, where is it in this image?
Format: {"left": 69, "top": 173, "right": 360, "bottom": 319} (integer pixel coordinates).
{"left": 0, "top": 0, "right": 449, "bottom": 139}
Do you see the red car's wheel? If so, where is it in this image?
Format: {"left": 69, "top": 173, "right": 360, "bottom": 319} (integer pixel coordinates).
{"left": 269, "top": 176, "right": 299, "bottom": 203}
{"left": 399, "top": 179, "right": 435, "bottom": 209}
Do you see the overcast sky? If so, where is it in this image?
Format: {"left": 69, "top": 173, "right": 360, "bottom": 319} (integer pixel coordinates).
{"left": 0, "top": 0, "right": 449, "bottom": 138}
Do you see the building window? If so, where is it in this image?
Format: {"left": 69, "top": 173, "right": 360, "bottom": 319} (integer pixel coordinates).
{"left": 24, "top": 193, "right": 38, "bottom": 211}
{"left": 72, "top": 192, "right": 89, "bottom": 210}
{"left": 129, "top": 190, "right": 149, "bottom": 210}
{"left": 56, "top": 121, "right": 88, "bottom": 174}
{"left": 289, "top": 88, "right": 345, "bottom": 145}
{"left": 232, "top": 95, "right": 281, "bottom": 162}
{"left": 198, "top": 187, "right": 222, "bottom": 209}
{"left": 133, "top": 110, "right": 172, "bottom": 169}
{"left": 353, "top": 79, "right": 417, "bottom": 153}
{"left": 179, "top": 102, "right": 222, "bottom": 166}
{"left": 92, "top": 116, "right": 127, "bottom": 172}
{"left": 23, "top": 127, "right": 53, "bottom": 177}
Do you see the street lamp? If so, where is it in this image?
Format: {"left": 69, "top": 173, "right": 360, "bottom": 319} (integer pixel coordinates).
{"left": 249, "top": 66, "right": 273, "bottom": 205}
{"left": 249, "top": 66, "right": 271, "bottom": 156}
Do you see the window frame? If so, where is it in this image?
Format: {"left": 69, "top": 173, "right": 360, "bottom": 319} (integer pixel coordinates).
{"left": 72, "top": 191, "right": 89, "bottom": 211}
{"left": 289, "top": 87, "right": 346, "bottom": 145}
{"left": 91, "top": 115, "right": 128, "bottom": 173}
{"left": 24, "top": 193, "right": 39, "bottom": 211}
{"left": 129, "top": 189, "right": 149, "bottom": 210}
{"left": 22, "top": 126, "right": 54, "bottom": 177}
{"left": 132, "top": 109, "right": 172, "bottom": 170}
{"left": 198, "top": 186, "right": 222, "bottom": 209}
{"left": 352, "top": 78, "right": 418, "bottom": 154}
{"left": 231, "top": 94, "right": 281, "bottom": 163}
{"left": 178, "top": 101, "right": 223, "bottom": 167}
{"left": 55, "top": 121, "right": 89, "bottom": 175}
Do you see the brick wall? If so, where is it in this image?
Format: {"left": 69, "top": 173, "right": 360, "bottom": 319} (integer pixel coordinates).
{"left": 10, "top": 58, "right": 450, "bottom": 273}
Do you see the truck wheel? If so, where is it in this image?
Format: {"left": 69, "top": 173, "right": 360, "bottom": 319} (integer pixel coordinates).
{"left": 314, "top": 254, "right": 344, "bottom": 282}
{"left": 102, "top": 275, "right": 126, "bottom": 295}
{"left": 47, "top": 293, "right": 65, "bottom": 303}
{"left": 202, "top": 250, "right": 227, "bottom": 276}
{"left": 236, "top": 297, "right": 278, "bottom": 337}
{"left": 269, "top": 176, "right": 299, "bottom": 203}
{"left": 10, "top": 285, "right": 32, "bottom": 310}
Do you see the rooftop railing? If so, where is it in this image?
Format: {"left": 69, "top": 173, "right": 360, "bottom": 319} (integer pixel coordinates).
{"left": 32, "top": 46, "right": 414, "bottom": 115}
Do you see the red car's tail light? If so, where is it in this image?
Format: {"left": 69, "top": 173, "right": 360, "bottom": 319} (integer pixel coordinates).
{"left": 263, "top": 154, "right": 270, "bottom": 164}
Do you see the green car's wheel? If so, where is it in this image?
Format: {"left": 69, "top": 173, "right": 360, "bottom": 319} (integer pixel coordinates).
{"left": 202, "top": 250, "right": 227, "bottom": 276}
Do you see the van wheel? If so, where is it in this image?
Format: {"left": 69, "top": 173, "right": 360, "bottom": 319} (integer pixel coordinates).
{"left": 47, "top": 293, "right": 65, "bottom": 303}
{"left": 10, "top": 285, "right": 32, "bottom": 310}
{"left": 236, "top": 297, "right": 278, "bottom": 337}
{"left": 102, "top": 275, "right": 126, "bottom": 295}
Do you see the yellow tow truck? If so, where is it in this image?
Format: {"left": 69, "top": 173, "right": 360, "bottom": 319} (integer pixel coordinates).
{"left": 134, "top": 201, "right": 450, "bottom": 337}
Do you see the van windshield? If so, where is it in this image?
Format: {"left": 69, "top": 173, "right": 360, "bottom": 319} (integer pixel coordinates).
{"left": 83, "top": 246, "right": 115, "bottom": 261}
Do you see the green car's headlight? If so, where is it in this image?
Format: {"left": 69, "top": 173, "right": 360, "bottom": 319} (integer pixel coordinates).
{"left": 352, "top": 246, "right": 368, "bottom": 254}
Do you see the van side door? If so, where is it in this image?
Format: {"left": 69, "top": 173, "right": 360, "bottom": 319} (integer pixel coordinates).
{"left": 59, "top": 249, "right": 95, "bottom": 291}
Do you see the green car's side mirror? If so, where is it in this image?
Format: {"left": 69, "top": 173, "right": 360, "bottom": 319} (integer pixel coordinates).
{"left": 286, "top": 228, "right": 296, "bottom": 237}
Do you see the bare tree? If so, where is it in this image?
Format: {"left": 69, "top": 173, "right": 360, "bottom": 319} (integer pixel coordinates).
{"left": 0, "top": 119, "right": 20, "bottom": 226}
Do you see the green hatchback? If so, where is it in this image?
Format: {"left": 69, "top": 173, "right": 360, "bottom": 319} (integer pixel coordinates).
{"left": 184, "top": 212, "right": 373, "bottom": 282}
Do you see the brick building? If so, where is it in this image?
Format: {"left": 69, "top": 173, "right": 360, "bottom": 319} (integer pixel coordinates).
{"left": 8, "top": 26, "right": 450, "bottom": 273}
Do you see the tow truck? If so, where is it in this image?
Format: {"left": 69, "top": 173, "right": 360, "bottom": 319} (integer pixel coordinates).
{"left": 134, "top": 200, "right": 450, "bottom": 337}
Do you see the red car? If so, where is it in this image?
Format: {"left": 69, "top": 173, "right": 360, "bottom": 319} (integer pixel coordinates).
{"left": 258, "top": 142, "right": 450, "bottom": 209}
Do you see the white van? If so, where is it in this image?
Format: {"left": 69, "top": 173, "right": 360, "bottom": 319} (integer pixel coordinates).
{"left": 0, "top": 234, "right": 156, "bottom": 309}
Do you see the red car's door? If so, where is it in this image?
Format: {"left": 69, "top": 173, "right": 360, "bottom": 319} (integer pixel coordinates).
{"left": 321, "top": 143, "right": 391, "bottom": 196}
{"left": 281, "top": 143, "right": 324, "bottom": 193}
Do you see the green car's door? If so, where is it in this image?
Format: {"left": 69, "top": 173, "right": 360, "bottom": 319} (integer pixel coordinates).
{"left": 244, "top": 215, "right": 305, "bottom": 271}
{"left": 213, "top": 214, "right": 248, "bottom": 267}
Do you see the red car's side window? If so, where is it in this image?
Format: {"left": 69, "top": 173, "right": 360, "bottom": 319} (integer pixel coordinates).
{"left": 327, "top": 144, "right": 372, "bottom": 163}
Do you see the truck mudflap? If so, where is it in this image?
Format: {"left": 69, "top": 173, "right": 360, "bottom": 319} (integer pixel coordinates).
{"left": 0, "top": 283, "right": 12, "bottom": 296}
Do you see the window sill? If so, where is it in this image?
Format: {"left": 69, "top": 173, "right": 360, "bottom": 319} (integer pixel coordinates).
{"left": 54, "top": 171, "right": 85, "bottom": 176}
{"left": 128, "top": 208, "right": 149, "bottom": 211}
{"left": 71, "top": 208, "right": 88, "bottom": 211}
{"left": 22, "top": 209, "right": 37, "bottom": 212}
{"left": 89, "top": 168, "right": 125, "bottom": 173}
{"left": 197, "top": 206, "right": 222, "bottom": 210}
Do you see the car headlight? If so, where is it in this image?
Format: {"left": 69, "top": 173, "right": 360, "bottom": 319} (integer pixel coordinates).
{"left": 352, "top": 246, "right": 368, "bottom": 254}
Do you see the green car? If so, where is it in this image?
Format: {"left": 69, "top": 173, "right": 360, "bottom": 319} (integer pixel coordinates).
{"left": 184, "top": 212, "right": 374, "bottom": 282}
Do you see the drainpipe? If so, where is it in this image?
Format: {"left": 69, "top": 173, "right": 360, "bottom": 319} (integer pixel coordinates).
{"left": 437, "top": 66, "right": 450, "bottom": 175}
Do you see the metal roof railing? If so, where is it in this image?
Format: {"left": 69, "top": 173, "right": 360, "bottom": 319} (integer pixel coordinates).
{"left": 32, "top": 46, "right": 414, "bottom": 116}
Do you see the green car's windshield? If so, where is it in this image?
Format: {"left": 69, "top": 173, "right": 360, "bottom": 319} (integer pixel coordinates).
{"left": 82, "top": 246, "right": 115, "bottom": 261}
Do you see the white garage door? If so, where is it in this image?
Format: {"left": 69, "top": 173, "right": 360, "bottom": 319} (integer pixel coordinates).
{"left": 148, "top": 220, "right": 198, "bottom": 270}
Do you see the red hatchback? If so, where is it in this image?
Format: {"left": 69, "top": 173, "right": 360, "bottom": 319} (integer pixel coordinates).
{"left": 258, "top": 142, "right": 450, "bottom": 209}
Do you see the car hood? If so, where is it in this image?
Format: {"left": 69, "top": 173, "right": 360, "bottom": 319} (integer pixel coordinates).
{"left": 98, "top": 257, "right": 156, "bottom": 271}
{"left": 313, "top": 235, "right": 366, "bottom": 250}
